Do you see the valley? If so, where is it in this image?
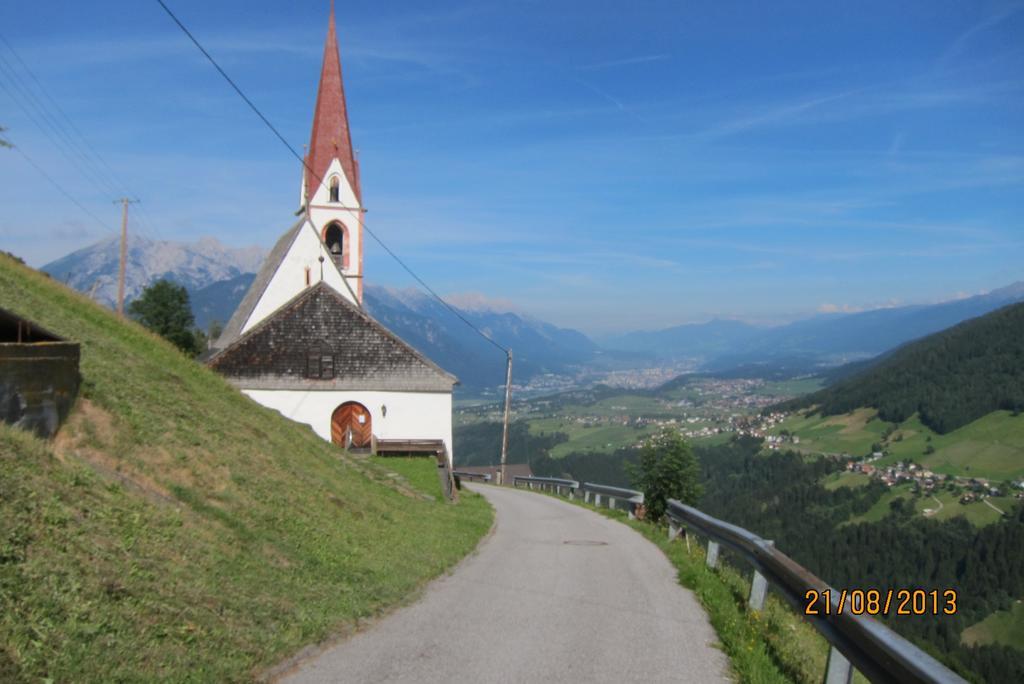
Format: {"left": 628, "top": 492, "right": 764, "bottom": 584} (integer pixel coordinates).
{"left": 455, "top": 375, "right": 821, "bottom": 459}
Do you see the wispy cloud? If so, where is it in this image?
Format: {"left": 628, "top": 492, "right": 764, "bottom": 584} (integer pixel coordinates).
{"left": 570, "top": 76, "right": 650, "bottom": 125}
{"left": 939, "top": 2, "right": 1024, "bottom": 67}
{"left": 578, "top": 54, "right": 670, "bottom": 71}
{"left": 691, "top": 89, "right": 863, "bottom": 141}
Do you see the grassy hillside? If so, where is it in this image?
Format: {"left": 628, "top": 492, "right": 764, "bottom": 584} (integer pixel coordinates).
{"left": 773, "top": 409, "right": 1024, "bottom": 480}
{"left": 963, "top": 601, "right": 1024, "bottom": 650}
{"left": 0, "top": 256, "right": 492, "bottom": 682}
{"left": 778, "top": 302, "right": 1024, "bottom": 434}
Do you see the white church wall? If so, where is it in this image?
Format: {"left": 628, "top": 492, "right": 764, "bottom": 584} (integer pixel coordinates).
{"left": 242, "top": 389, "right": 454, "bottom": 463}
{"left": 309, "top": 157, "right": 360, "bottom": 208}
{"left": 308, "top": 158, "right": 363, "bottom": 301}
{"left": 244, "top": 222, "right": 357, "bottom": 334}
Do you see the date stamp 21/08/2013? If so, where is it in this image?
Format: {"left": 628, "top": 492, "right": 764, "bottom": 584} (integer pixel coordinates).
{"left": 804, "top": 589, "right": 958, "bottom": 617}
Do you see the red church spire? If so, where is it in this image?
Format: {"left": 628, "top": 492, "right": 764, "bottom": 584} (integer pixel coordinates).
{"left": 305, "top": 1, "right": 360, "bottom": 205}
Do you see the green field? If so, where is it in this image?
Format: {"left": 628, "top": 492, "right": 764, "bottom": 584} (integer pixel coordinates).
{"left": 845, "top": 486, "right": 913, "bottom": 524}
{"left": 0, "top": 256, "right": 493, "bottom": 682}
{"left": 911, "top": 489, "right": 1015, "bottom": 526}
{"left": 527, "top": 418, "right": 657, "bottom": 457}
{"left": 962, "top": 601, "right": 1024, "bottom": 650}
{"left": 776, "top": 408, "right": 889, "bottom": 456}
{"left": 561, "top": 394, "right": 674, "bottom": 418}
{"left": 776, "top": 408, "right": 1024, "bottom": 480}
{"left": 754, "top": 377, "right": 826, "bottom": 397}
{"left": 838, "top": 482, "right": 1012, "bottom": 527}
{"left": 823, "top": 471, "right": 871, "bottom": 490}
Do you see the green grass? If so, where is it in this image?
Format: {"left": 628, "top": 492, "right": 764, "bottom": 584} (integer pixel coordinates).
{"left": 776, "top": 409, "right": 1024, "bottom": 480}
{"left": 755, "top": 378, "right": 825, "bottom": 398}
{"left": 369, "top": 456, "right": 446, "bottom": 501}
{"left": 0, "top": 256, "right": 493, "bottom": 682}
{"left": 527, "top": 417, "right": 658, "bottom": 457}
{"left": 961, "top": 600, "right": 1024, "bottom": 650}
{"left": 775, "top": 408, "right": 888, "bottom": 457}
{"left": 823, "top": 471, "right": 872, "bottom": 491}
{"left": 846, "top": 486, "right": 914, "bottom": 524}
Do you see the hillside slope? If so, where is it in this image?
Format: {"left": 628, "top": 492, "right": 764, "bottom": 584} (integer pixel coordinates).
{"left": 0, "top": 256, "right": 491, "bottom": 682}
{"left": 777, "top": 302, "right": 1024, "bottom": 434}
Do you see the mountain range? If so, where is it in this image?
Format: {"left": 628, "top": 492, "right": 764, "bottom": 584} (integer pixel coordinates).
{"left": 604, "top": 282, "right": 1024, "bottom": 370}
{"left": 363, "top": 285, "right": 598, "bottom": 390}
{"left": 40, "top": 236, "right": 1024, "bottom": 391}
{"left": 40, "top": 237, "right": 599, "bottom": 391}
{"left": 43, "top": 235, "right": 265, "bottom": 310}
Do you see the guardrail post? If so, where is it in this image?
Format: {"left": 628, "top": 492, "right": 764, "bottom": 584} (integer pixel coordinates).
{"left": 748, "top": 541, "right": 774, "bottom": 612}
{"left": 668, "top": 521, "right": 681, "bottom": 541}
{"left": 706, "top": 541, "right": 720, "bottom": 569}
{"left": 608, "top": 496, "right": 616, "bottom": 510}
{"left": 628, "top": 503, "right": 636, "bottom": 520}
{"left": 584, "top": 491, "right": 591, "bottom": 503}
{"left": 594, "top": 494, "right": 602, "bottom": 507}
{"left": 824, "top": 646, "right": 853, "bottom": 684}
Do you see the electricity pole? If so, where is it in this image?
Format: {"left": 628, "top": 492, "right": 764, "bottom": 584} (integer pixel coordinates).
{"left": 499, "top": 350, "right": 513, "bottom": 485}
{"left": 115, "top": 198, "right": 138, "bottom": 316}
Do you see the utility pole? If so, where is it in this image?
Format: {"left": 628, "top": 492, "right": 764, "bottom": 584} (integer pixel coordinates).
{"left": 499, "top": 350, "right": 513, "bottom": 485}
{"left": 114, "top": 198, "right": 138, "bottom": 316}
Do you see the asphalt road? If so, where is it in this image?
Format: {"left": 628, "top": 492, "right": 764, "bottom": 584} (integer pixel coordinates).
{"left": 281, "top": 484, "right": 730, "bottom": 683}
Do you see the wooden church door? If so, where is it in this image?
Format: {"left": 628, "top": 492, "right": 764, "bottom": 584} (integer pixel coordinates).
{"left": 331, "top": 402, "right": 372, "bottom": 448}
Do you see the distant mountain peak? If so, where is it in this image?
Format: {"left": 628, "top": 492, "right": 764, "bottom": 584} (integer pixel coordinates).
{"left": 42, "top": 235, "right": 266, "bottom": 308}
{"left": 444, "top": 291, "right": 520, "bottom": 314}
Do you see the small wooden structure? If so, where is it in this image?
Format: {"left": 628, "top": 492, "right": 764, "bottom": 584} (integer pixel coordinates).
{"left": 0, "top": 308, "right": 80, "bottom": 439}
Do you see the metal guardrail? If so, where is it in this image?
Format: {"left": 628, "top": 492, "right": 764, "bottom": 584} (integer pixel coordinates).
{"left": 666, "top": 499, "right": 967, "bottom": 684}
{"left": 452, "top": 470, "right": 491, "bottom": 483}
{"left": 512, "top": 475, "right": 579, "bottom": 495}
{"left": 581, "top": 482, "right": 644, "bottom": 519}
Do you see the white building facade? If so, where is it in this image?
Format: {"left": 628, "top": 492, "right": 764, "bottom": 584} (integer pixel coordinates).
{"left": 209, "top": 4, "right": 457, "bottom": 462}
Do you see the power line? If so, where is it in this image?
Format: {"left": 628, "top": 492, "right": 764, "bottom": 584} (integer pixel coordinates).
{"left": 154, "top": 0, "right": 510, "bottom": 356}
{"left": 0, "top": 35, "right": 163, "bottom": 241}
{"left": 8, "top": 139, "right": 115, "bottom": 235}
{"left": 0, "top": 33, "right": 137, "bottom": 200}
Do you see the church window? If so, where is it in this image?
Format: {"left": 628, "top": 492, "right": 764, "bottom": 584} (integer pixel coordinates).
{"left": 324, "top": 223, "right": 345, "bottom": 269}
{"left": 329, "top": 176, "right": 340, "bottom": 203}
{"left": 306, "top": 341, "right": 336, "bottom": 379}
{"left": 306, "top": 348, "right": 335, "bottom": 379}
{"left": 304, "top": 266, "right": 311, "bottom": 286}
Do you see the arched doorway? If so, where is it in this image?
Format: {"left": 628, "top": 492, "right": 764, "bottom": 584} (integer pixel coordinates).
{"left": 331, "top": 401, "right": 372, "bottom": 448}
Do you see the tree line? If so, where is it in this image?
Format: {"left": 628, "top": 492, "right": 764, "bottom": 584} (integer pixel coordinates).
{"left": 775, "top": 302, "right": 1024, "bottom": 434}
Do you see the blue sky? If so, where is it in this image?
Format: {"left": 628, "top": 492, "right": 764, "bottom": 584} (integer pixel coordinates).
{"left": 1, "top": 1, "right": 1021, "bottom": 334}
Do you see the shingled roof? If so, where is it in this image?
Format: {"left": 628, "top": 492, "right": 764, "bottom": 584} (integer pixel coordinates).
{"left": 208, "top": 281, "right": 457, "bottom": 392}
{"left": 214, "top": 216, "right": 359, "bottom": 351}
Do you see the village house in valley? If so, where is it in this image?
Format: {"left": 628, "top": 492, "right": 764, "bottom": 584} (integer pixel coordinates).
{"left": 208, "top": 4, "right": 457, "bottom": 463}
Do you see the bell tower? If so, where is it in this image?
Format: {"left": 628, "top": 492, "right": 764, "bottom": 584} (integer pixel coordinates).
{"left": 303, "top": 0, "right": 364, "bottom": 302}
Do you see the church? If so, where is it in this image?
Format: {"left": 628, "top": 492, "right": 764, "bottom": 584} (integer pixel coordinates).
{"left": 208, "top": 4, "right": 458, "bottom": 464}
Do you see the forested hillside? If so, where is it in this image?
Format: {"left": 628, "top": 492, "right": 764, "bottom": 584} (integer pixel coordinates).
{"left": 777, "top": 303, "right": 1024, "bottom": 434}
{"left": 698, "top": 438, "right": 1024, "bottom": 684}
